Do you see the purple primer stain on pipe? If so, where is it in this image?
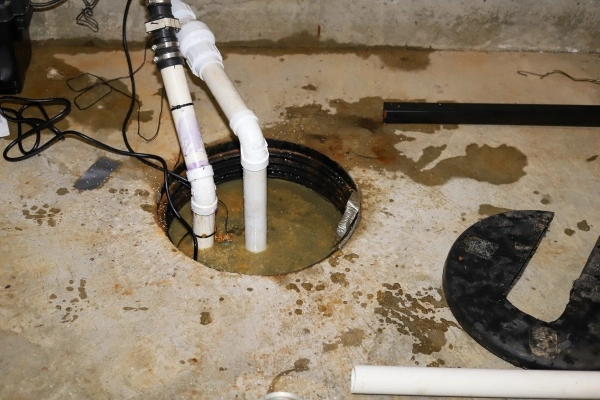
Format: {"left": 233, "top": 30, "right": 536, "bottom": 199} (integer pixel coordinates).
{"left": 177, "top": 113, "right": 210, "bottom": 170}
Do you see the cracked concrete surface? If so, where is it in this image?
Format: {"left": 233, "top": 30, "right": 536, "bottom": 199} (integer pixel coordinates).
{"left": 1, "top": 41, "right": 599, "bottom": 399}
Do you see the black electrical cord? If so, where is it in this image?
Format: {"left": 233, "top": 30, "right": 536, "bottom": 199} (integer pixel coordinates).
{"left": 30, "top": 0, "right": 68, "bottom": 9}
{"left": 1, "top": 0, "right": 205, "bottom": 260}
{"left": 0, "top": 95, "right": 200, "bottom": 259}
{"left": 66, "top": 38, "right": 166, "bottom": 143}
{"left": 121, "top": 0, "right": 202, "bottom": 258}
{"left": 176, "top": 199, "right": 230, "bottom": 248}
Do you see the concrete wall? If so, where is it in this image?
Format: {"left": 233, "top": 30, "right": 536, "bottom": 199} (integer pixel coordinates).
{"left": 30, "top": 0, "right": 600, "bottom": 52}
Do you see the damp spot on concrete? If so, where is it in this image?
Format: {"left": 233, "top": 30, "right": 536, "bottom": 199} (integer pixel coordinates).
{"left": 586, "top": 155, "right": 598, "bottom": 162}
{"left": 397, "top": 133, "right": 416, "bottom": 142}
{"left": 141, "top": 204, "right": 154, "bottom": 214}
{"left": 200, "top": 311, "right": 213, "bottom": 325}
{"left": 285, "top": 283, "right": 300, "bottom": 293}
{"left": 123, "top": 307, "right": 149, "bottom": 311}
{"left": 564, "top": 228, "right": 576, "bottom": 236}
{"left": 374, "top": 284, "right": 457, "bottom": 355}
{"left": 323, "top": 343, "right": 338, "bottom": 352}
{"left": 541, "top": 195, "right": 551, "bottom": 205}
{"left": 294, "top": 309, "right": 303, "bottom": 315}
{"left": 49, "top": 294, "right": 57, "bottom": 299}
{"left": 220, "top": 31, "right": 434, "bottom": 71}
{"left": 301, "top": 282, "right": 313, "bottom": 291}
{"left": 315, "top": 284, "right": 325, "bottom": 291}
{"left": 264, "top": 97, "right": 526, "bottom": 184}
{"left": 22, "top": 43, "right": 158, "bottom": 134}
{"left": 109, "top": 188, "right": 117, "bottom": 194}
{"left": 330, "top": 272, "right": 349, "bottom": 287}
{"left": 323, "top": 328, "right": 367, "bottom": 353}
{"left": 340, "top": 328, "right": 366, "bottom": 347}
{"left": 328, "top": 253, "right": 341, "bottom": 268}
{"left": 268, "top": 357, "right": 310, "bottom": 393}
{"left": 56, "top": 188, "right": 68, "bottom": 195}
{"left": 78, "top": 279, "right": 87, "bottom": 300}
{"left": 577, "top": 220, "right": 591, "bottom": 232}
{"left": 135, "top": 189, "right": 150, "bottom": 197}
{"left": 22, "top": 204, "right": 61, "bottom": 226}
{"left": 478, "top": 204, "right": 512, "bottom": 217}
{"left": 302, "top": 84, "right": 317, "bottom": 91}
{"left": 343, "top": 253, "right": 359, "bottom": 262}
{"left": 427, "top": 359, "right": 446, "bottom": 367}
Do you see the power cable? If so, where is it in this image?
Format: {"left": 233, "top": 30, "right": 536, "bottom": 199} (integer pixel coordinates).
{"left": 1, "top": 0, "right": 204, "bottom": 259}
{"left": 518, "top": 69, "right": 600, "bottom": 86}
{"left": 30, "top": 0, "right": 67, "bottom": 9}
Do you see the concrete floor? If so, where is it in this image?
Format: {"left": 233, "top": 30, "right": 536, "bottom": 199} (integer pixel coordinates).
{"left": 1, "top": 43, "right": 599, "bottom": 399}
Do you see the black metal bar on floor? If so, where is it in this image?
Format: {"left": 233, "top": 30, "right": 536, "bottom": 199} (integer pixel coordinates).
{"left": 382, "top": 102, "right": 600, "bottom": 127}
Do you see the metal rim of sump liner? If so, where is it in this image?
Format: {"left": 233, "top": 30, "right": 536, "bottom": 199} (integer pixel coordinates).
{"left": 163, "top": 139, "right": 361, "bottom": 269}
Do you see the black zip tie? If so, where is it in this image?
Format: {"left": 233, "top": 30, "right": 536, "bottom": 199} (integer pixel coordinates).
{"left": 170, "top": 103, "right": 193, "bottom": 111}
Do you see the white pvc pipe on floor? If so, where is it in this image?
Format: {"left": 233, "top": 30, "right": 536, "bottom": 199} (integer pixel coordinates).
{"left": 351, "top": 365, "right": 600, "bottom": 399}
{"left": 161, "top": 65, "right": 217, "bottom": 249}
{"left": 172, "top": 0, "right": 269, "bottom": 253}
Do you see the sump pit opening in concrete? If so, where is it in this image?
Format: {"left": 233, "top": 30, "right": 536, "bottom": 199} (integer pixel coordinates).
{"left": 163, "top": 139, "right": 360, "bottom": 276}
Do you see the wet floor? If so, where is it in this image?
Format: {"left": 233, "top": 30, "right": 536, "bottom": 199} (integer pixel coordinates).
{"left": 1, "top": 43, "right": 599, "bottom": 399}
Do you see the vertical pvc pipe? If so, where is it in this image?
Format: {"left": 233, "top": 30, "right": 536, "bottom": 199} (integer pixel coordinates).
{"left": 351, "top": 366, "right": 600, "bottom": 399}
{"left": 243, "top": 169, "right": 267, "bottom": 252}
{"left": 161, "top": 65, "right": 217, "bottom": 249}
{"left": 171, "top": 2, "right": 269, "bottom": 253}
{"left": 201, "top": 64, "right": 269, "bottom": 252}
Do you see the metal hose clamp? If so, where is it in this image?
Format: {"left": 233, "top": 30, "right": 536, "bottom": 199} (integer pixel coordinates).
{"left": 146, "top": 0, "right": 171, "bottom": 5}
{"left": 152, "top": 51, "right": 183, "bottom": 64}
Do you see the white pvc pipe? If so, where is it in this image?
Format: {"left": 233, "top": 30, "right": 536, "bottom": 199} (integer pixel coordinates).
{"left": 243, "top": 169, "right": 267, "bottom": 252}
{"left": 202, "top": 65, "right": 268, "bottom": 253}
{"left": 172, "top": 1, "right": 269, "bottom": 253}
{"left": 161, "top": 65, "right": 217, "bottom": 249}
{"left": 351, "top": 366, "right": 600, "bottom": 399}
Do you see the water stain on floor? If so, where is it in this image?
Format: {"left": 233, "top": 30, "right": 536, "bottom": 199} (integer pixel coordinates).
{"left": 220, "top": 31, "right": 434, "bottom": 71}
{"left": 264, "top": 96, "right": 527, "bottom": 185}
{"left": 24, "top": 44, "right": 156, "bottom": 134}
{"left": 200, "top": 311, "right": 213, "bottom": 325}
{"left": 49, "top": 278, "right": 90, "bottom": 323}
{"left": 323, "top": 328, "right": 367, "bottom": 353}
{"left": 374, "top": 283, "right": 457, "bottom": 355}
{"left": 21, "top": 203, "right": 61, "bottom": 227}
{"left": 577, "top": 220, "right": 591, "bottom": 231}
{"left": 267, "top": 357, "right": 310, "bottom": 393}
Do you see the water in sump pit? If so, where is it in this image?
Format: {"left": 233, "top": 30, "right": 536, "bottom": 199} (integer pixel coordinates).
{"left": 168, "top": 178, "right": 342, "bottom": 275}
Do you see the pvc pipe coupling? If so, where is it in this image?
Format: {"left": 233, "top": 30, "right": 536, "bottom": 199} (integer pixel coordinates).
{"left": 230, "top": 110, "right": 269, "bottom": 171}
{"left": 187, "top": 166, "right": 218, "bottom": 216}
{"left": 176, "top": 20, "right": 223, "bottom": 81}
{"left": 171, "top": 0, "right": 196, "bottom": 23}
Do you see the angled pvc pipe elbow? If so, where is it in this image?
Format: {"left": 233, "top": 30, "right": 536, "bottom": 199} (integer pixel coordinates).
{"left": 172, "top": 0, "right": 269, "bottom": 253}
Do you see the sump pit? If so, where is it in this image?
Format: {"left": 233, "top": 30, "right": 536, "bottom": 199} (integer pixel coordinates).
{"left": 164, "top": 139, "right": 360, "bottom": 275}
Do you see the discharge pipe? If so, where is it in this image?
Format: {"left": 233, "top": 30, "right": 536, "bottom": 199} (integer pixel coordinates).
{"left": 351, "top": 365, "right": 600, "bottom": 399}
{"left": 145, "top": 0, "right": 217, "bottom": 249}
{"left": 171, "top": 0, "right": 269, "bottom": 253}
